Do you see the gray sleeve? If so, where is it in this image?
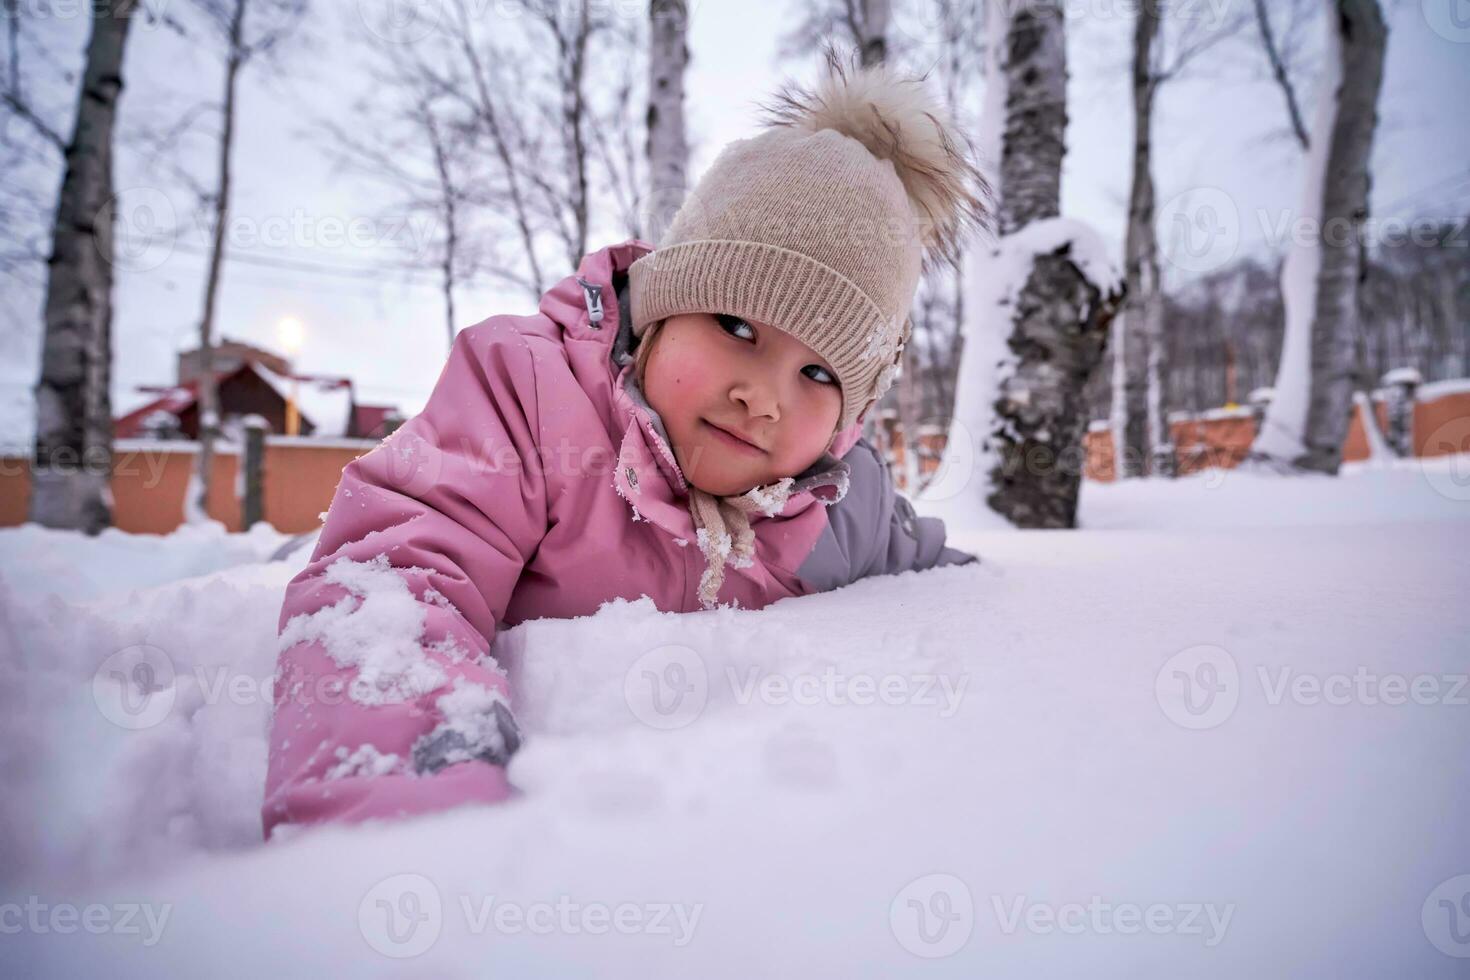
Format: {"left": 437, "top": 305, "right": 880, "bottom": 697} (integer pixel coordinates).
{"left": 796, "top": 437, "right": 979, "bottom": 593}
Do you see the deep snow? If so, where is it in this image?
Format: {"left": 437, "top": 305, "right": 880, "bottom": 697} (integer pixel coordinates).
{"left": 2, "top": 458, "right": 1467, "bottom": 977}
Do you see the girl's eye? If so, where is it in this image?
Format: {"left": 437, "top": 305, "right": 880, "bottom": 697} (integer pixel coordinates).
{"left": 715, "top": 313, "right": 755, "bottom": 341}
{"left": 716, "top": 314, "right": 837, "bottom": 386}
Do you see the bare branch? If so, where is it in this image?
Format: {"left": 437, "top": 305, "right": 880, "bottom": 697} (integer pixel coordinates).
{"left": 1250, "top": 0, "right": 1310, "bottom": 151}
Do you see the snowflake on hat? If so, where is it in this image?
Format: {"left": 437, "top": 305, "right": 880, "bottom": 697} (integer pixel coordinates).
{"left": 868, "top": 315, "right": 910, "bottom": 404}
{"left": 862, "top": 310, "right": 905, "bottom": 362}
{"left": 871, "top": 354, "right": 901, "bottom": 403}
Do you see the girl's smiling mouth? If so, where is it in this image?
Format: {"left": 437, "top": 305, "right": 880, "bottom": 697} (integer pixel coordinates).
{"left": 702, "top": 419, "right": 766, "bottom": 454}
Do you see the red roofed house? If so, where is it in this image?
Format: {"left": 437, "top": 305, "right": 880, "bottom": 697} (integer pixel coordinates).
{"left": 115, "top": 338, "right": 402, "bottom": 441}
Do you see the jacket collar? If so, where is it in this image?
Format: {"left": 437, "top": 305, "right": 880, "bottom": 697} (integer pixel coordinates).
{"left": 547, "top": 239, "right": 857, "bottom": 540}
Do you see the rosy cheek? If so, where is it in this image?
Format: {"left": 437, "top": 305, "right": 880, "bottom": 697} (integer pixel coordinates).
{"left": 660, "top": 346, "right": 718, "bottom": 392}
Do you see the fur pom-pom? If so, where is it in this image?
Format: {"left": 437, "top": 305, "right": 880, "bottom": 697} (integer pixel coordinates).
{"left": 757, "top": 46, "right": 993, "bottom": 271}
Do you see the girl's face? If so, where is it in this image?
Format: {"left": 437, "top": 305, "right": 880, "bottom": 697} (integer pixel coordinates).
{"left": 641, "top": 311, "right": 844, "bottom": 496}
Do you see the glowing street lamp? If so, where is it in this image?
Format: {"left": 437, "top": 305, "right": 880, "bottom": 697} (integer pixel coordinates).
{"left": 278, "top": 316, "right": 305, "bottom": 436}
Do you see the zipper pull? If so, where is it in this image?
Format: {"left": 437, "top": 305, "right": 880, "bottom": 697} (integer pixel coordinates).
{"left": 577, "top": 277, "right": 604, "bottom": 326}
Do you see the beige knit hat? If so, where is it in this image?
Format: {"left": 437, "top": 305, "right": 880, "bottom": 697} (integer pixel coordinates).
{"left": 628, "top": 48, "right": 990, "bottom": 434}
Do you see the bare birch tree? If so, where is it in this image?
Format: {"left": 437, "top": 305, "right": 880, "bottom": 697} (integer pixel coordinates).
{"left": 1110, "top": 3, "right": 1164, "bottom": 480}
{"left": 901, "top": 0, "right": 987, "bottom": 490}
{"left": 1110, "top": 0, "right": 1248, "bottom": 479}
{"left": 187, "top": 0, "right": 306, "bottom": 524}
{"left": 1252, "top": 0, "right": 1388, "bottom": 472}
{"left": 318, "top": 29, "right": 486, "bottom": 352}
{"left": 941, "top": 0, "right": 1124, "bottom": 528}
{"left": 22, "top": 1, "right": 139, "bottom": 533}
{"left": 497, "top": 0, "right": 649, "bottom": 272}
{"left": 644, "top": 0, "right": 689, "bottom": 243}
{"left": 338, "top": 0, "right": 649, "bottom": 310}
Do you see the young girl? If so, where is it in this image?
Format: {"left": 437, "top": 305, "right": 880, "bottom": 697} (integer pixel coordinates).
{"left": 262, "top": 56, "right": 988, "bottom": 839}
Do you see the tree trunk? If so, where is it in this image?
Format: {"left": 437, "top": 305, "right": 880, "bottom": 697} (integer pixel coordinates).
{"left": 1109, "top": 1, "right": 1161, "bottom": 480}
{"left": 646, "top": 0, "right": 690, "bottom": 243}
{"left": 29, "top": 0, "right": 138, "bottom": 534}
{"left": 995, "top": 4, "right": 1064, "bottom": 238}
{"left": 858, "top": 0, "right": 891, "bottom": 67}
{"left": 971, "top": 0, "right": 1125, "bottom": 528}
{"left": 1297, "top": 0, "right": 1387, "bottom": 473}
{"left": 1112, "top": 1, "right": 1176, "bottom": 478}
{"left": 986, "top": 237, "right": 1122, "bottom": 528}
{"left": 192, "top": 0, "right": 247, "bottom": 524}
{"left": 1253, "top": 0, "right": 1387, "bottom": 472}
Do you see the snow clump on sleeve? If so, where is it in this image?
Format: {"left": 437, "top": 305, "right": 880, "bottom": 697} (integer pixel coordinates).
{"left": 277, "top": 553, "right": 448, "bottom": 706}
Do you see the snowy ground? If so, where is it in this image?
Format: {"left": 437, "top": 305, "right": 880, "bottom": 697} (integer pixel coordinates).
{"left": 2, "top": 458, "right": 1468, "bottom": 977}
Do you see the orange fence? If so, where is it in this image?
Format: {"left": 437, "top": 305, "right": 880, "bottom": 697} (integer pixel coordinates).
{"left": 872, "top": 383, "right": 1470, "bottom": 489}
{"left": 0, "top": 437, "right": 377, "bottom": 534}
{"left": 4, "top": 384, "right": 1466, "bottom": 532}
{"left": 1084, "top": 386, "right": 1470, "bottom": 481}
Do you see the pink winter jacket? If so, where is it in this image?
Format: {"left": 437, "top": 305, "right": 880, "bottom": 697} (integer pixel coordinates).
{"left": 261, "top": 238, "right": 975, "bottom": 839}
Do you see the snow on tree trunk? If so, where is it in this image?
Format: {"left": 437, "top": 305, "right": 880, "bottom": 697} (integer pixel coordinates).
{"left": 928, "top": 0, "right": 1125, "bottom": 529}
{"left": 645, "top": 0, "right": 690, "bottom": 243}
{"left": 920, "top": 0, "right": 1009, "bottom": 525}
{"left": 985, "top": 222, "right": 1124, "bottom": 527}
{"left": 1253, "top": 0, "right": 1386, "bottom": 474}
{"left": 29, "top": 0, "right": 139, "bottom": 535}
{"left": 1251, "top": 30, "right": 1337, "bottom": 465}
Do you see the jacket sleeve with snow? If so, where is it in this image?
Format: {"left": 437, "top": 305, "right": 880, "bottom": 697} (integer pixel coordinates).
{"left": 796, "top": 436, "right": 978, "bottom": 594}
{"left": 261, "top": 322, "right": 548, "bottom": 840}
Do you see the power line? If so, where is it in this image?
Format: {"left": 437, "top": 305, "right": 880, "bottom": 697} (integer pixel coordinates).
{"left": 148, "top": 238, "right": 466, "bottom": 284}
{"left": 1378, "top": 169, "right": 1470, "bottom": 215}
{"left": 106, "top": 228, "right": 529, "bottom": 293}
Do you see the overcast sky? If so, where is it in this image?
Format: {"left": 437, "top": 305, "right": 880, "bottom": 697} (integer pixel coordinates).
{"left": 2, "top": 0, "right": 1467, "bottom": 440}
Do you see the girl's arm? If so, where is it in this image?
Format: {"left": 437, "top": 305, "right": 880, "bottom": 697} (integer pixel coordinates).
{"left": 262, "top": 322, "right": 548, "bottom": 840}
{"left": 798, "top": 436, "right": 977, "bottom": 593}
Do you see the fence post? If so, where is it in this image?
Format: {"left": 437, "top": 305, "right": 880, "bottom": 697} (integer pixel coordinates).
{"left": 1379, "top": 367, "right": 1421, "bottom": 458}
{"left": 243, "top": 415, "right": 266, "bottom": 528}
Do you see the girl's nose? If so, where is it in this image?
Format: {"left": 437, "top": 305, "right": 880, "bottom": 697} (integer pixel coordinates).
{"left": 731, "top": 379, "right": 780, "bottom": 422}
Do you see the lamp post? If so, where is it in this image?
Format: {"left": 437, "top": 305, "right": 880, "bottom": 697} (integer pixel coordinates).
{"left": 277, "top": 316, "right": 305, "bottom": 436}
